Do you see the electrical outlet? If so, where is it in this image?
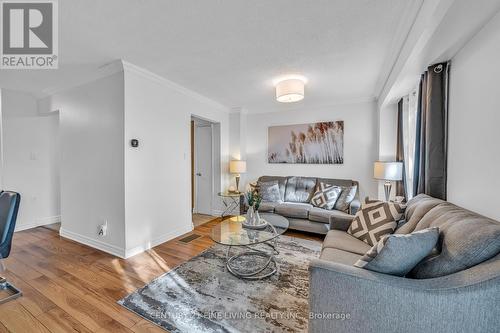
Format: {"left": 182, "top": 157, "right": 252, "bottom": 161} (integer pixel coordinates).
{"left": 98, "top": 220, "right": 108, "bottom": 237}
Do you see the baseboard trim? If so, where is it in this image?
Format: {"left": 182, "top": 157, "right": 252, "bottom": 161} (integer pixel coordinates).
{"left": 59, "top": 228, "right": 126, "bottom": 258}
{"left": 211, "top": 209, "right": 223, "bottom": 216}
{"left": 212, "top": 209, "right": 240, "bottom": 216}
{"left": 124, "top": 224, "right": 194, "bottom": 259}
{"left": 15, "top": 215, "right": 61, "bottom": 232}
{"left": 59, "top": 224, "right": 194, "bottom": 259}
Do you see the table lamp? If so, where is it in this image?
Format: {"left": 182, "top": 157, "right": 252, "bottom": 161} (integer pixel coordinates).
{"left": 374, "top": 161, "right": 403, "bottom": 202}
{"left": 229, "top": 160, "right": 246, "bottom": 193}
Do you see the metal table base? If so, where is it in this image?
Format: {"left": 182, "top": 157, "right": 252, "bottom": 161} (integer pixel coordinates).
{"left": 224, "top": 223, "right": 280, "bottom": 280}
{"left": 225, "top": 242, "right": 279, "bottom": 280}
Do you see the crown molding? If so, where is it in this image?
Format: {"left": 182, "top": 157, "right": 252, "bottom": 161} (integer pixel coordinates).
{"left": 33, "top": 59, "right": 231, "bottom": 113}
{"left": 121, "top": 60, "right": 229, "bottom": 112}
{"left": 244, "top": 96, "right": 377, "bottom": 115}
{"left": 374, "top": 0, "right": 424, "bottom": 98}
{"left": 34, "top": 60, "right": 124, "bottom": 100}
{"left": 228, "top": 107, "right": 250, "bottom": 116}
{"left": 377, "top": 0, "right": 455, "bottom": 107}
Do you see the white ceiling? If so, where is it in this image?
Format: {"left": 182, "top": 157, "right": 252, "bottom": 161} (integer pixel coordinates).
{"left": 0, "top": 0, "right": 417, "bottom": 112}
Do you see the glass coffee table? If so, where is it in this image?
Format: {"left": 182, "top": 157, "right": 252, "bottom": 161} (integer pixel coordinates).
{"left": 210, "top": 213, "right": 289, "bottom": 280}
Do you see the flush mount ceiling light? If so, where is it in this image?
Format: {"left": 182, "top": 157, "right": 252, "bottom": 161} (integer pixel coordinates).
{"left": 274, "top": 75, "right": 307, "bottom": 103}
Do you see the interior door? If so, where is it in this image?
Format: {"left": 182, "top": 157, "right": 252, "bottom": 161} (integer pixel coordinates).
{"left": 195, "top": 125, "right": 213, "bottom": 215}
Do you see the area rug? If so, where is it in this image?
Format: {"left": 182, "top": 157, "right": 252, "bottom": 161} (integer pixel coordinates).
{"left": 118, "top": 235, "right": 321, "bottom": 333}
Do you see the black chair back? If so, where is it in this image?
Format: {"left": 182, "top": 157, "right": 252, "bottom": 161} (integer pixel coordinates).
{"left": 0, "top": 191, "right": 21, "bottom": 259}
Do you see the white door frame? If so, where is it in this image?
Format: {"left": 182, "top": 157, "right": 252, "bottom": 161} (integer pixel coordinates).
{"left": 192, "top": 115, "right": 221, "bottom": 216}
{"left": 193, "top": 123, "right": 213, "bottom": 214}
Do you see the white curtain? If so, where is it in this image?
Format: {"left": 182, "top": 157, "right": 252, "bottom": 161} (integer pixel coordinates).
{"left": 402, "top": 89, "right": 418, "bottom": 200}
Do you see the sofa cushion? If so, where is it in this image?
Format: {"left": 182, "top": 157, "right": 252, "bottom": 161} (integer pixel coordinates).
{"left": 258, "top": 176, "right": 287, "bottom": 201}
{"left": 258, "top": 181, "right": 282, "bottom": 202}
{"left": 309, "top": 207, "right": 353, "bottom": 224}
{"left": 284, "top": 176, "right": 317, "bottom": 203}
{"left": 395, "top": 194, "right": 444, "bottom": 234}
{"left": 334, "top": 185, "right": 358, "bottom": 212}
{"left": 288, "top": 218, "right": 330, "bottom": 234}
{"left": 275, "top": 202, "right": 312, "bottom": 219}
{"left": 347, "top": 199, "right": 405, "bottom": 246}
{"left": 310, "top": 183, "right": 342, "bottom": 209}
{"left": 409, "top": 202, "right": 500, "bottom": 278}
{"left": 317, "top": 178, "right": 354, "bottom": 188}
{"left": 320, "top": 248, "right": 362, "bottom": 265}
{"left": 258, "top": 201, "right": 279, "bottom": 213}
{"left": 322, "top": 230, "right": 371, "bottom": 255}
{"left": 354, "top": 227, "right": 439, "bottom": 276}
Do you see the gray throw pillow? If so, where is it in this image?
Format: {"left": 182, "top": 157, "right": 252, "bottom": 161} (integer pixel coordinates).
{"left": 334, "top": 185, "right": 357, "bottom": 212}
{"left": 311, "top": 182, "right": 342, "bottom": 210}
{"left": 354, "top": 227, "right": 439, "bottom": 276}
{"left": 258, "top": 181, "right": 282, "bottom": 202}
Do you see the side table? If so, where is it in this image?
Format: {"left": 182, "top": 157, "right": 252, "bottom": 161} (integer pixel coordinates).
{"left": 218, "top": 192, "right": 245, "bottom": 217}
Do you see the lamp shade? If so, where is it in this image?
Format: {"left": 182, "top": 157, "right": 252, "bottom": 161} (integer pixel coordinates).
{"left": 374, "top": 161, "right": 403, "bottom": 181}
{"left": 229, "top": 160, "right": 246, "bottom": 174}
{"left": 275, "top": 78, "right": 305, "bottom": 103}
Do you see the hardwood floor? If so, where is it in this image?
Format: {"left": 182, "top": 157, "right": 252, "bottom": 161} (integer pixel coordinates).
{"left": 192, "top": 213, "right": 216, "bottom": 227}
{"left": 0, "top": 218, "right": 323, "bottom": 332}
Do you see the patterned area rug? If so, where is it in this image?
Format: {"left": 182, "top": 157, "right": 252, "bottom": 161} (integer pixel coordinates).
{"left": 118, "top": 235, "right": 321, "bottom": 332}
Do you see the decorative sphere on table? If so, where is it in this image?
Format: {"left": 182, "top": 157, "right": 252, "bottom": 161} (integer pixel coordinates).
{"left": 228, "top": 185, "right": 236, "bottom": 193}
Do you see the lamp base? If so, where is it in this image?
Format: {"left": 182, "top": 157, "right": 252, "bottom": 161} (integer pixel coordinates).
{"left": 383, "top": 181, "right": 392, "bottom": 202}
{"left": 235, "top": 175, "right": 240, "bottom": 193}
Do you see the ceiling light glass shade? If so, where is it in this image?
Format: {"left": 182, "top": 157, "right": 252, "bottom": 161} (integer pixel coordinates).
{"left": 275, "top": 78, "right": 305, "bottom": 103}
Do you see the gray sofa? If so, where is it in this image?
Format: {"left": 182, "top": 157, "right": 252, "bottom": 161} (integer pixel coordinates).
{"left": 309, "top": 194, "right": 500, "bottom": 333}
{"left": 257, "top": 176, "right": 360, "bottom": 235}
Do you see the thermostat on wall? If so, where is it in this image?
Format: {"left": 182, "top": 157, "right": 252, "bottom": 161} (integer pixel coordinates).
{"left": 131, "top": 139, "right": 139, "bottom": 147}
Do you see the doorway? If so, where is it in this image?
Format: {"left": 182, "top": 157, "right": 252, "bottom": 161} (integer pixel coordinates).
{"left": 191, "top": 116, "right": 220, "bottom": 226}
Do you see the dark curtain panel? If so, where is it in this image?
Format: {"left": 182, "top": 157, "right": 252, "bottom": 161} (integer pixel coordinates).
{"left": 396, "top": 98, "right": 406, "bottom": 199}
{"left": 413, "top": 62, "right": 449, "bottom": 200}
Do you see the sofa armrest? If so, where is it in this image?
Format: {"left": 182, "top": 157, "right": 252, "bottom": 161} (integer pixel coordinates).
{"left": 308, "top": 257, "right": 500, "bottom": 333}
{"left": 348, "top": 198, "right": 361, "bottom": 215}
{"left": 329, "top": 215, "right": 353, "bottom": 231}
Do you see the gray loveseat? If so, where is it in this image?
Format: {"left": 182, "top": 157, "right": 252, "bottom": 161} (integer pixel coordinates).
{"left": 309, "top": 194, "right": 500, "bottom": 333}
{"left": 257, "top": 176, "right": 360, "bottom": 235}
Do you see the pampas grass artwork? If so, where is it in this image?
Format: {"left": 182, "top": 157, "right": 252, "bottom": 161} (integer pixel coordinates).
{"left": 268, "top": 121, "right": 344, "bottom": 164}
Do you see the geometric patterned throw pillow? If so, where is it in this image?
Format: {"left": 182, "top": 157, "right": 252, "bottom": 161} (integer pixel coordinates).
{"left": 347, "top": 198, "right": 406, "bottom": 246}
{"left": 311, "top": 182, "right": 342, "bottom": 210}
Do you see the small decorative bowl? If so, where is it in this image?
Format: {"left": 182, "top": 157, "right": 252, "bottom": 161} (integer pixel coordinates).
{"left": 242, "top": 219, "right": 268, "bottom": 230}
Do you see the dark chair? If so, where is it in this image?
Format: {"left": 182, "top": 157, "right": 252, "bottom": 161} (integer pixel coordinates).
{"left": 0, "top": 191, "right": 21, "bottom": 304}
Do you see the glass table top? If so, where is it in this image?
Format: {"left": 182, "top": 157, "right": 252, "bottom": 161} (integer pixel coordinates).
{"left": 210, "top": 213, "right": 289, "bottom": 246}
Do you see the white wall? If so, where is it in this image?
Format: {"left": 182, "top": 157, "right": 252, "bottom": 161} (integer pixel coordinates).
{"left": 45, "top": 73, "right": 127, "bottom": 254}
{"left": 229, "top": 110, "right": 248, "bottom": 191}
{"left": 376, "top": 103, "right": 398, "bottom": 199}
{"left": 123, "top": 63, "right": 230, "bottom": 257}
{"left": 1, "top": 89, "right": 60, "bottom": 231}
{"left": 33, "top": 62, "right": 229, "bottom": 258}
{"left": 244, "top": 101, "right": 379, "bottom": 199}
{"left": 447, "top": 11, "right": 500, "bottom": 220}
